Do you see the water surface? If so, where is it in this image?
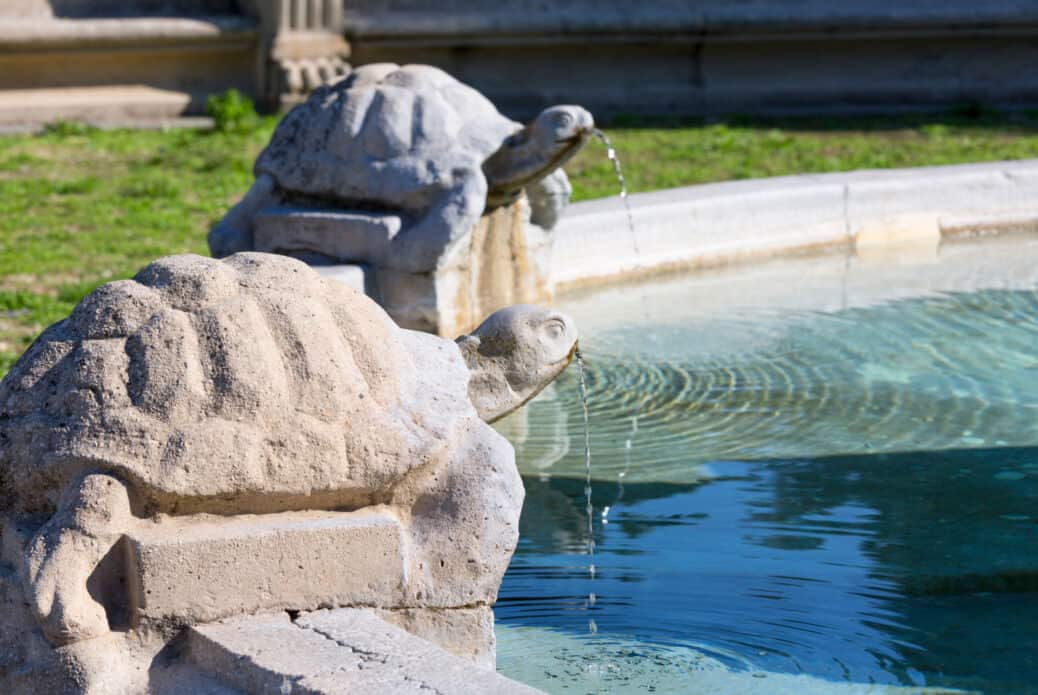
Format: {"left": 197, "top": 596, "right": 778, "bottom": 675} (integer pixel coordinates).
{"left": 495, "top": 237, "right": 1038, "bottom": 693}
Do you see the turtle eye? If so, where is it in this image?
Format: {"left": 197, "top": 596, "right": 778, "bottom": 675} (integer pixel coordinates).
{"left": 544, "top": 318, "right": 566, "bottom": 339}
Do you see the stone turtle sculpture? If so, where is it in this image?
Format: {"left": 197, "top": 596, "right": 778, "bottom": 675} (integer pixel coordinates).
{"left": 0, "top": 252, "right": 577, "bottom": 648}
{"left": 209, "top": 63, "right": 595, "bottom": 271}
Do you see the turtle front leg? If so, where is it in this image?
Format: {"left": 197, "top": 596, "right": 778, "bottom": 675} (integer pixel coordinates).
{"left": 21, "top": 473, "right": 132, "bottom": 645}
{"left": 387, "top": 165, "right": 488, "bottom": 273}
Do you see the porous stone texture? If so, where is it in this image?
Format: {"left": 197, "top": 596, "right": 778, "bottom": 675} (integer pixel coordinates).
{"left": 550, "top": 158, "right": 1038, "bottom": 291}
{"left": 458, "top": 304, "right": 577, "bottom": 424}
{"left": 125, "top": 509, "right": 408, "bottom": 627}
{"left": 374, "top": 606, "right": 496, "bottom": 669}
{"left": 209, "top": 62, "right": 592, "bottom": 335}
{"left": 0, "top": 252, "right": 578, "bottom": 693}
{"left": 187, "top": 609, "right": 542, "bottom": 694}
{"left": 377, "top": 198, "right": 556, "bottom": 335}
{"left": 253, "top": 206, "right": 402, "bottom": 266}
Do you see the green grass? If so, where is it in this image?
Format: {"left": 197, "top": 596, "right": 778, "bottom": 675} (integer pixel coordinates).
{"left": 568, "top": 112, "right": 1038, "bottom": 200}
{"left": 3, "top": 110, "right": 1038, "bottom": 372}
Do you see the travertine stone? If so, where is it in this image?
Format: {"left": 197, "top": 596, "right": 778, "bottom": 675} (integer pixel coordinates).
{"left": 125, "top": 509, "right": 407, "bottom": 628}
{"left": 186, "top": 609, "right": 542, "bottom": 694}
{"left": 253, "top": 206, "right": 402, "bottom": 265}
{"left": 0, "top": 252, "right": 577, "bottom": 693}
{"left": 550, "top": 159, "right": 1038, "bottom": 291}
{"left": 375, "top": 199, "right": 555, "bottom": 336}
{"left": 375, "top": 606, "right": 496, "bottom": 669}
{"left": 458, "top": 305, "right": 577, "bottom": 424}
{"left": 209, "top": 63, "right": 592, "bottom": 334}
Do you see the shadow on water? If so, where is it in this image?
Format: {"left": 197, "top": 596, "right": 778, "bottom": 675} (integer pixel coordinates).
{"left": 501, "top": 445, "right": 1038, "bottom": 693}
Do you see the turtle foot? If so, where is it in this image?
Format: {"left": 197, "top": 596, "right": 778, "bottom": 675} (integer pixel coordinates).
{"left": 22, "top": 473, "right": 133, "bottom": 646}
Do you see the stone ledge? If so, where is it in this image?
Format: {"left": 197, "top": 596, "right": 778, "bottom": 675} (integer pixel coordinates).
{"left": 0, "top": 16, "right": 257, "bottom": 49}
{"left": 187, "top": 609, "right": 542, "bottom": 694}
{"left": 551, "top": 159, "right": 1038, "bottom": 291}
{"left": 125, "top": 508, "right": 408, "bottom": 628}
{"left": 253, "top": 206, "right": 402, "bottom": 266}
{"left": 0, "top": 86, "right": 195, "bottom": 128}
{"left": 345, "top": 2, "right": 1038, "bottom": 42}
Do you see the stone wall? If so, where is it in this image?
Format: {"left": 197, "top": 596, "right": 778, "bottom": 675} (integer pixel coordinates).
{"left": 0, "top": 0, "right": 348, "bottom": 128}
{"left": 345, "top": 0, "right": 1038, "bottom": 118}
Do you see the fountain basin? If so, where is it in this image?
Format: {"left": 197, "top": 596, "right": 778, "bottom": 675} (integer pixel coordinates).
{"left": 551, "top": 158, "right": 1038, "bottom": 289}
{"left": 494, "top": 230, "right": 1038, "bottom": 693}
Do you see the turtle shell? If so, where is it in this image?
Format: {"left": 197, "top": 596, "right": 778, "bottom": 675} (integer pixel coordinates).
{"left": 0, "top": 253, "right": 477, "bottom": 517}
{"left": 253, "top": 63, "right": 520, "bottom": 211}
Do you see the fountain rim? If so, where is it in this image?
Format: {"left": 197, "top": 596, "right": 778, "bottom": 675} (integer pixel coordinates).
{"left": 548, "top": 157, "right": 1038, "bottom": 293}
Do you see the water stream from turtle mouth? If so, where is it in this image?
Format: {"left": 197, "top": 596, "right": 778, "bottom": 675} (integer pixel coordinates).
{"left": 574, "top": 347, "right": 597, "bottom": 636}
{"left": 593, "top": 129, "right": 641, "bottom": 258}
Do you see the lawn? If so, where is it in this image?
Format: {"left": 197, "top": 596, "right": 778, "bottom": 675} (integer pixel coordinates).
{"left": 3, "top": 110, "right": 1038, "bottom": 372}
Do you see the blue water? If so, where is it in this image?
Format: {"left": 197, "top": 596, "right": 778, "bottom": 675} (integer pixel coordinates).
{"left": 494, "top": 248, "right": 1038, "bottom": 694}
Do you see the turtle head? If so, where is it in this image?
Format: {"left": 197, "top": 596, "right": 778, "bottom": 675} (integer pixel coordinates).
{"left": 457, "top": 305, "right": 578, "bottom": 423}
{"left": 530, "top": 105, "right": 595, "bottom": 150}
{"left": 483, "top": 105, "right": 594, "bottom": 206}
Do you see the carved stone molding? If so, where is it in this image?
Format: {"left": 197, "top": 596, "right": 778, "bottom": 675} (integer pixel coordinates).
{"left": 249, "top": 0, "right": 350, "bottom": 110}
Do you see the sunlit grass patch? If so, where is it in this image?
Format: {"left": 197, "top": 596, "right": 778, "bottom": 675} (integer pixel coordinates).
{"left": 3, "top": 110, "right": 1038, "bottom": 371}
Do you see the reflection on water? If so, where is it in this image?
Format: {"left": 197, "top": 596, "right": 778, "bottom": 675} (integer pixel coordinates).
{"left": 495, "top": 243, "right": 1038, "bottom": 694}
{"left": 502, "top": 288, "right": 1038, "bottom": 483}
{"left": 501, "top": 452, "right": 1038, "bottom": 693}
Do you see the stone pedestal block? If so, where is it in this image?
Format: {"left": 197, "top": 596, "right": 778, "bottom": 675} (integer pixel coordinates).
{"left": 125, "top": 508, "right": 408, "bottom": 628}
{"left": 187, "top": 609, "right": 540, "bottom": 694}
{"left": 252, "top": 199, "right": 554, "bottom": 336}
{"left": 375, "top": 606, "right": 497, "bottom": 669}
{"left": 417, "top": 199, "right": 554, "bottom": 337}
{"left": 253, "top": 206, "right": 401, "bottom": 264}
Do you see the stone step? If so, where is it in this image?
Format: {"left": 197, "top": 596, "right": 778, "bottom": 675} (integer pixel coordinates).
{"left": 0, "top": 85, "right": 200, "bottom": 130}
{"left": 187, "top": 609, "right": 542, "bottom": 695}
{"left": 124, "top": 509, "right": 408, "bottom": 629}
{"left": 0, "top": 14, "right": 259, "bottom": 127}
{"left": 0, "top": 15, "right": 256, "bottom": 49}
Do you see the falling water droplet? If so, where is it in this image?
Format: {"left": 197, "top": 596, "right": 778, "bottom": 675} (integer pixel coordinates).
{"left": 593, "top": 129, "right": 640, "bottom": 257}
{"left": 576, "top": 348, "right": 598, "bottom": 635}
{"left": 588, "top": 592, "right": 597, "bottom": 606}
{"left": 589, "top": 618, "right": 598, "bottom": 635}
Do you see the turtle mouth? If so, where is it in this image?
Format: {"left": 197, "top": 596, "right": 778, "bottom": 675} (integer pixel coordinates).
{"left": 555, "top": 130, "right": 591, "bottom": 145}
{"left": 563, "top": 341, "right": 579, "bottom": 365}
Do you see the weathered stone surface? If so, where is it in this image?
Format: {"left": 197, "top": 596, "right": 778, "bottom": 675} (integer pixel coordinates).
{"left": 375, "top": 606, "right": 496, "bottom": 669}
{"left": 374, "top": 199, "right": 556, "bottom": 336}
{"left": 0, "top": 252, "right": 578, "bottom": 693}
{"left": 209, "top": 63, "right": 591, "bottom": 270}
{"left": 458, "top": 305, "right": 577, "bottom": 424}
{"left": 0, "top": 253, "right": 451, "bottom": 521}
{"left": 208, "top": 63, "right": 591, "bottom": 334}
{"left": 253, "top": 206, "right": 402, "bottom": 265}
{"left": 125, "top": 509, "right": 407, "bottom": 628}
{"left": 187, "top": 609, "right": 542, "bottom": 694}
{"left": 310, "top": 263, "right": 367, "bottom": 293}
